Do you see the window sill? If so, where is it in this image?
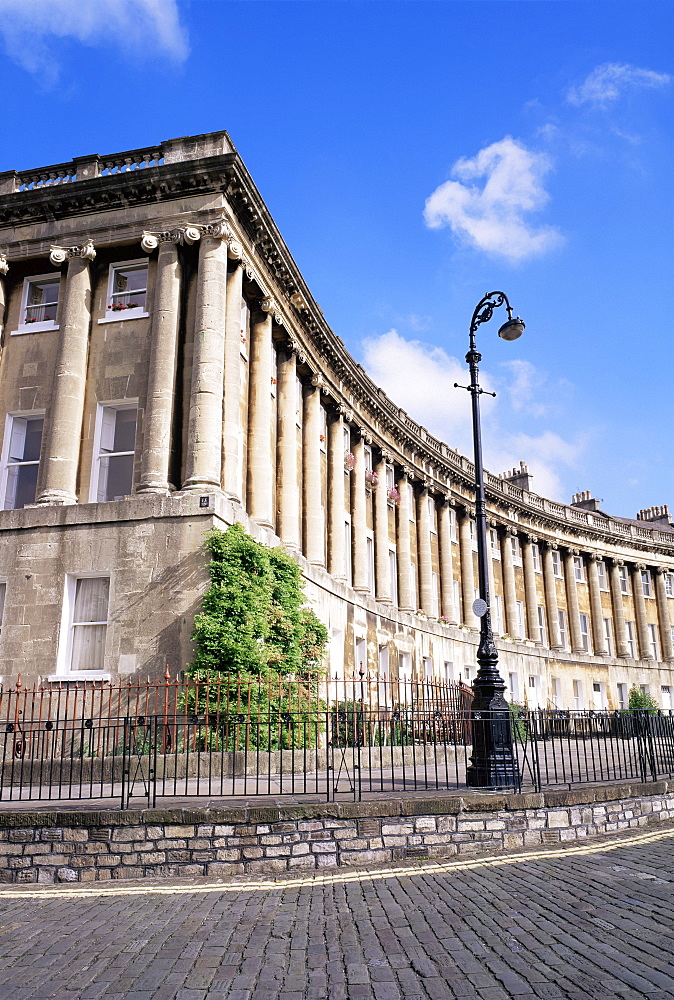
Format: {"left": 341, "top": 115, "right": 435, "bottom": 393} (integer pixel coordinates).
{"left": 98, "top": 312, "right": 149, "bottom": 325}
{"left": 48, "top": 672, "right": 111, "bottom": 682}
{"left": 11, "top": 323, "right": 59, "bottom": 336}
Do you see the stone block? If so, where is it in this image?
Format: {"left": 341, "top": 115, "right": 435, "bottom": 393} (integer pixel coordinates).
{"left": 311, "top": 842, "right": 337, "bottom": 854}
{"left": 457, "top": 819, "right": 486, "bottom": 832}
{"left": 216, "top": 849, "right": 242, "bottom": 861}
{"left": 57, "top": 867, "right": 78, "bottom": 882}
{"left": 112, "top": 826, "right": 145, "bottom": 842}
{"left": 163, "top": 824, "right": 195, "bottom": 837}
{"left": 340, "top": 849, "right": 390, "bottom": 865}
{"left": 113, "top": 866, "right": 143, "bottom": 879}
{"left": 436, "top": 816, "right": 457, "bottom": 833}
{"left": 288, "top": 855, "right": 316, "bottom": 869}
{"left": 357, "top": 819, "right": 381, "bottom": 837}
{"left": 414, "top": 817, "right": 436, "bottom": 833}
{"left": 503, "top": 832, "right": 524, "bottom": 849}
{"left": 381, "top": 824, "right": 413, "bottom": 836}
{"left": 246, "top": 859, "right": 288, "bottom": 873}
{"left": 242, "top": 847, "right": 264, "bottom": 860}
{"left": 207, "top": 862, "right": 245, "bottom": 876}
{"left": 546, "top": 810, "right": 570, "bottom": 828}
{"left": 8, "top": 829, "right": 33, "bottom": 842}
{"left": 316, "top": 853, "right": 338, "bottom": 868}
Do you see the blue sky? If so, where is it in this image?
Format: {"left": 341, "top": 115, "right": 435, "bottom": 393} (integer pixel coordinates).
{"left": 0, "top": 0, "right": 672, "bottom": 515}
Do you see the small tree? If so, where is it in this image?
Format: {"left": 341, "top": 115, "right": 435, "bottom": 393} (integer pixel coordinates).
{"left": 627, "top": 685, "right": 659, "bottom": 713}
{"left": 184, "top": 525, "right": 329, "bottom": 748}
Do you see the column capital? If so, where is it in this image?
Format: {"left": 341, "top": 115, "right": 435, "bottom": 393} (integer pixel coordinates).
{"left": 543, "top": 539, "right": 558, "bottom": 551}
{"left": 337, "top": 403, "right": 353, "bottom": 423}
{"left": 310, "top": 373, "right": 328, "bottom": 392}
{"left": 379, "top": 448, "right": 393, "bottom": 463}
{"left": 587, "top": 552, "right": 600, "bottom": 562}
{"left": 49, "top": 240, "right": 95, "bottom": 265}
{"left": 524, "top": 533, "right": 538, "bottom": 544}
{"left": 609, "top": 556, "right": 624, "bottom": 567}
{"left": 140, "top": 229, "right": 184, "bottom": 252}
{"left": 0, "top": 254, "right": 8, "bottom": 276}
{"left": 504, "top": 525, "right": 517, "bottom": 536}
{"left": 356, "top": 426, "right": 372, "bottom": 445}
{"left": 633, "top": 562, "right": 647, "bottom": 573}
{"left": 398, "top": 465, "right": 412, "bottom": 481}
{"left": 655, "top": 566, "right": 669, "bottom": 577}
{"left": 564, "top": 546, "right": 580, "bottom": 557}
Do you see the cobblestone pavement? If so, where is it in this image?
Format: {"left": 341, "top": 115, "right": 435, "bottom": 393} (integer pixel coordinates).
{"left": 1, "top": 825, "right": 674, "bottom": 1000}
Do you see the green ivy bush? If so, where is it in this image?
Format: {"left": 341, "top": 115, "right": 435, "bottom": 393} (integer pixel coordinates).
{"left": 182, "top": 525, "right": 329, "bottom": 749}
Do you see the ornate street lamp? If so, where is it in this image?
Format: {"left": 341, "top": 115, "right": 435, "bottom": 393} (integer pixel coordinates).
{"left": 455, "top": 291, "right": 525, "bottom": 788}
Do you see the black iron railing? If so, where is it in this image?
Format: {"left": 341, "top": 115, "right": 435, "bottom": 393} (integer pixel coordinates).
{"left": 2, "top": 700, "right": 674, "bottom": 807}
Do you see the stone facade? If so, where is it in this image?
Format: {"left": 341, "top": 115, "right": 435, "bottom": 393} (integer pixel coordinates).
{"left": 0, "top": 131, "right": 673, "bottom": 709}
{"left": 1, "top": 781, "right": 673, "bottom": 883}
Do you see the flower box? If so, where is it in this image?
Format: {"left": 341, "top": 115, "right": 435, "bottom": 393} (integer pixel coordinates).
{"left": 365, "top": 470, "right": 379, "bottom": 492}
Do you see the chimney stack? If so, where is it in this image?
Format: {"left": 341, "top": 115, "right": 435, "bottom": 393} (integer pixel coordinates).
{"left": 571, "top": 490, "right": 603, "bottom": 513}
{"left": 499, "top": 460, "right": 532, "bottom": 493}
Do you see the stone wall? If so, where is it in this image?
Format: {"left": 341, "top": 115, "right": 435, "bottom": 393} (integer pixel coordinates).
{"left": 1, "top": 781, "right": 673, "bottom": 884}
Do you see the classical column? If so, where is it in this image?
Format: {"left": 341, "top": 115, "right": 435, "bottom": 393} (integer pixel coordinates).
{"left": 374, "top": 450, "right": 391, "bottom": 603}
{"left": 36, "top": 242, "right": 95, "bottom": 505}
{"left": 417, "top": 485, "right": 433, "bottom": 614}
{"left": 351, "top": 432, "right": 368, "bottom": 593}
{"left": 500, "top": 528, "right": 519, "bottom": 637}
{"left": 302, "top": 376, "right": 324, "bottom": 566}
{"left": 438, "top": 499, "right": 458, "bottom": 621}
{"left": 655, "top": 568, "right": 674, "bottom": 661}
{"left": 0, "top": 256, "right": 8, "bottom": 341}
{"left": 563, "top": 548, "right": 583, "bottom": 653}
{"left": 609, "top": 559, "right": 630, "bottom": 657}
{"left": 458, "top": 507, "right": 478, "bottom": 627}
{"left": 183, "top": 236, "right": 228, "bottom": 492}
{"left": 276, "top": 345, "right": 300, "bottom": 549}
{"left": 222, "top": 259, "right": 244, "bottom": 502}
{"left": 587, "top": 554, "right": 607, "bottom": 655}
{"left": 631, "top": 563, "right": 653, "bottom": 659}
{"left": 542, "top": 542, "right": 562, "bottom": 648}
{"left": 327, "top": 408, "right": 346, "bottom": 579}
{"left": 396, "top": 470, "right": 413, "bottom": 610}
{"left": 138, "top": 238, "right": 181, "bottom": 494}
{"left": 522, "top": 534, "right": 540, "bottom": 643}
{"left": 246, "top": 299, "right": 274, "bottom": 526}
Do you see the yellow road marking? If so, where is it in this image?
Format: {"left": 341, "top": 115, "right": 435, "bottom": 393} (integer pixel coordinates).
{"left": 1, "top": 825, "right": 672, "bottom": 900}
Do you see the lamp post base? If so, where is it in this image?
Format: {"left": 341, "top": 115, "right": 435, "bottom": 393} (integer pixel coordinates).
{"left": 465, "top": 681, "right": 520, "bottom": 790}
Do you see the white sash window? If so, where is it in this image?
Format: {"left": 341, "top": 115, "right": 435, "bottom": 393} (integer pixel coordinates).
{"left": 91, "top": 403, "right": 137, "bottom": 502}
{"left": 1, "top": 414, "right": 44, "bottom": 509}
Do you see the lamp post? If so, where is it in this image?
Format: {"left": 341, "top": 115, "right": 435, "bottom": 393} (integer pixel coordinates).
{"left": 455, "top": 291, "right": 525, "bottom": 788}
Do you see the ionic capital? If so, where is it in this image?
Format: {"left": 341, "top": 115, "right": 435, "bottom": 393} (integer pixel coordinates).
{"left": 634, "top": 562, "right": 647, "bottom": 573}
{"left": 310, "top": 373, "right": 327, "bottom": 392}
{"left": 398, "top": 465, "right": 412, "bottom": 481}
{"left": 524, "top": 533, "right": 538, "bottom": 544}
{"left": 49, "top": 240, "right": 95, "bottom": 265}
{"left": 609, "top": 556, "right": 624, "bottom": 568}
{"left": 565, "top": 546, "right": 580, "bottom": 557}
{"left": 543, "top": 539, "right": 558, "bottom": 551}
{"left": 380, "top": 448, "right": 393, "bottom": 463}
{"left": 656, "top": 566, "right": 669, "bottom": 577}
{"left": 337, "top": 404, "right": 353, "bottom": 423}
{"left": 0, "top": 254, "right": 7, "bottom": 276}
{"left": 356, "top": 426, "right": 372, "bottom": 446}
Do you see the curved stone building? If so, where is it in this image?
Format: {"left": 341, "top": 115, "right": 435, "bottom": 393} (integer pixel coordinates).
{"left": 0, "top": 130, "right": 672, "bottom": 710}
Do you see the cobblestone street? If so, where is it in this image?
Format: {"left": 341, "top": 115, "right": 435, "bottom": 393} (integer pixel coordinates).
{"left": 1, "top": 825, "right": 673, "bottom": 1000}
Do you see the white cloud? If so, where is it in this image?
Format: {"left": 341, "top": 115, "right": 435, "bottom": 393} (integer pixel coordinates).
{"left": 0, "top": 0, "right": 188, "bottom": 83}
{"left": 423, "top": 137, "right": 562, "bottom": 263}
{"left": 567, "top": 63, "right": 671, "bottom": 108}
{"left": 361, "top": 329, "right": 585, "bottom": 502}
